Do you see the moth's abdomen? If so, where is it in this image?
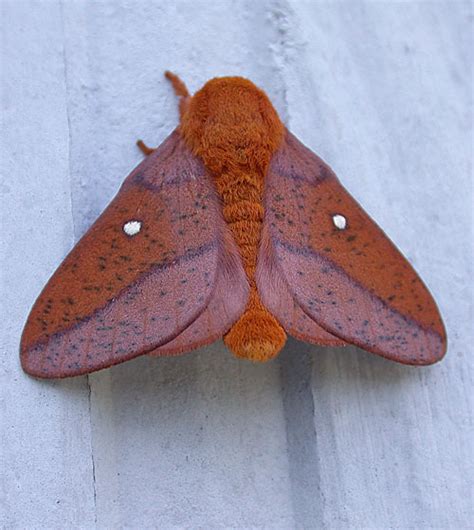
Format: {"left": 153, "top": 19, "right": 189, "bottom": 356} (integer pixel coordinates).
{"left": 218, "top": 175, "right": 287, "bottom": 362}
{"left": 222, "top": 200, "right": 263, "bottom": 272}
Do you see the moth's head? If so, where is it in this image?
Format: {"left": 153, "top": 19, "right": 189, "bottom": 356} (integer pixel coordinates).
{"left": 189, "top": 76, "right": 279, "bottom": 121}
{"left": 180, "top": 76, "right": 284, "bottom": 171}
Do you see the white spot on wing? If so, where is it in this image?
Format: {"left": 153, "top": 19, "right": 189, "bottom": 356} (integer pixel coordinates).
{"left": 123, "top": 220, "right": 142, "bottom": 236}
{"left": 332, "top": 214, "right": 347, "bottom": 230}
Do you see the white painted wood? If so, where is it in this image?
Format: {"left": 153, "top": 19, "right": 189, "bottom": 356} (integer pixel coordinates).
{"left": 0, "top": 2, "right": 95, "bottom": 528}
{"left": 1, "top": 1, "right": 472, "bottom": 528}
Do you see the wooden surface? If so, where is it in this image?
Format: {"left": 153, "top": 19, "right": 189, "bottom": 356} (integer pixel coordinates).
{"left": 1, "top": 1, "right": 472, "bottom": 528}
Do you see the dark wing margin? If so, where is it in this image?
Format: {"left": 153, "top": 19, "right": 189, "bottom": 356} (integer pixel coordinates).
{"left": 257, "top": 129, "right": 446, "bottom": 365}
{"left": 21, "top": 130, "right": 249, "bottom": 377}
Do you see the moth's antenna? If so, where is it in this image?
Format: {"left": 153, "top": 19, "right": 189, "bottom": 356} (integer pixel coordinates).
{"left": 165, "top": 71, "right": 190, "bottom": 119}
{"left": 165, "top": 71, "right": 190, "bottom": 98}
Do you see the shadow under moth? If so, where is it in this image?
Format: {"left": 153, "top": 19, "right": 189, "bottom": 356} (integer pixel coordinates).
{"left": 20, "top": 72, "right": 447, "bottom": 378}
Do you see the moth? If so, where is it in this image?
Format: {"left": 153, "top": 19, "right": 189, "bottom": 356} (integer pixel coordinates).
{"left": 20, "top": 71, "right": 447, "bottom": 378}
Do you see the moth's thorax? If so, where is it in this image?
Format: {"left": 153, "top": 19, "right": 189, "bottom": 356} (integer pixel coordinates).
{"left": 178, "top": 76, "right": 283, "bottom": 245}
{"left": 179, "top": 77, "right": 284, "bottom": 176}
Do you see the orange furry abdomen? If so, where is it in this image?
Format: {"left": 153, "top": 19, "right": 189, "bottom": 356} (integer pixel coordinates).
{"left": 179, "top": 77, "right": 287, "bottom": 361}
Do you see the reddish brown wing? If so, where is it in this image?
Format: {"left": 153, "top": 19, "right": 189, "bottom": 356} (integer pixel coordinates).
{"left": 21, "top": 130, "right": 249, "bottom": 378}
{"left": 257, "top": 129, "right": 446, "bottom": 365}
{"left": 257, "top": 227, "right": 346, "bottom": 347}
{"left": 151, "top": 232, "right": 249, "bottom": 356}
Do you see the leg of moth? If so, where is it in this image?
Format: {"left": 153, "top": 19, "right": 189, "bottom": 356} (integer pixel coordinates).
{"left": 136, "top": 140, "right": 156, "bottom": 156}
{"left": 136, "top": 71, "right": 191, "bottom": 157}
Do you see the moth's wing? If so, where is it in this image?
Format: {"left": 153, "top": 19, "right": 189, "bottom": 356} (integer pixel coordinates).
{"left": 257, "top": 129, "right": 446, "bottom": 365}
{"left": 257, "top": 227, "right": 346, "bottom": 347}
{"left": 150, "top": 232, "right": 249, "bottom": 356}
{"left": 21, "top": 130, "right": 249, "bottom": 378}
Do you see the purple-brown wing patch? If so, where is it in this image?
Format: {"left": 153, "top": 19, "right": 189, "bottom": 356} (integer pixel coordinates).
{"left": 151, "top": 232, "right": 249, "bottom": 356}
{"left": 257, "top": 226, "right": 346, "bottom": 347}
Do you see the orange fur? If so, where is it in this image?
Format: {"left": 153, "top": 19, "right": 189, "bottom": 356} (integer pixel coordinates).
{"left": 174, "top": 74, "right": 287, "bottom": 361}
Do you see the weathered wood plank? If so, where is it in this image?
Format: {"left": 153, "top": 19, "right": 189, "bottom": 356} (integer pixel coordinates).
{"left": 0, "top": 2, "right": 95, "bottom": 527}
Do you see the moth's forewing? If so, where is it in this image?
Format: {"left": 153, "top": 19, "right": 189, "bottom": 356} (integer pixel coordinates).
{"left": 21, "top": 131, "right": 248, "bottom": 378}
{"left": 258, "top": 130, "right": 446, "bottom": 365}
